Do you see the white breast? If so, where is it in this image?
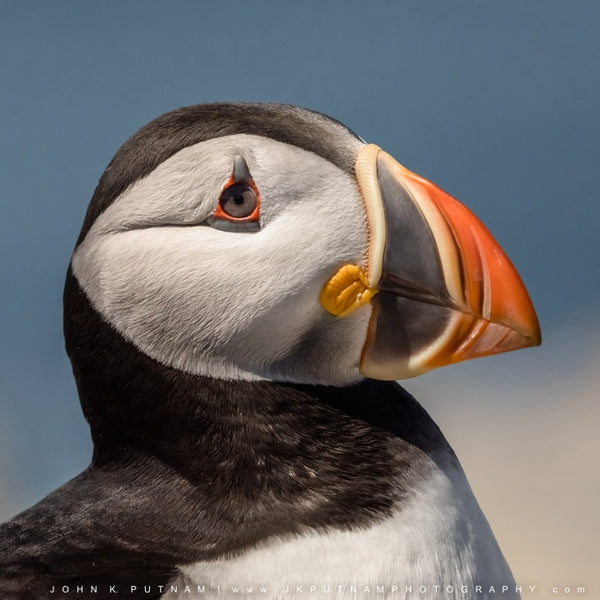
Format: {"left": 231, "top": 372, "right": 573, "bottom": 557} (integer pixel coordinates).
{"left": 167, "top": 460, "right": 519, "bottom": 600}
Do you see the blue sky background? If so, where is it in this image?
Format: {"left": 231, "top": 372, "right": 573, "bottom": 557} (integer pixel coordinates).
{"left": 1, "top": 1, "right": 598, "bottom": 588}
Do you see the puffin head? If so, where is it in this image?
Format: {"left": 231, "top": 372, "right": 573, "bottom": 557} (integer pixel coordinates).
{"left": 67, "top": 103, "right": 540, "bottom": 388}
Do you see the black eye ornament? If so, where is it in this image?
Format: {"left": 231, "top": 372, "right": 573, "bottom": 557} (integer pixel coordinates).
{"left": 208, "top": 155, "right": 261, "bottom": 232}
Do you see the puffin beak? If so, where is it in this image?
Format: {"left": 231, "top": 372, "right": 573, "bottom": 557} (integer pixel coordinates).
{"left": 323, "top": 144, "right": 541, "bottom": 380}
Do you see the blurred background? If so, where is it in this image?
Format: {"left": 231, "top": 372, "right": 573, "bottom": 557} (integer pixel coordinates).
{"left": 1, "top": 1, "right": 598, "bottom": 594}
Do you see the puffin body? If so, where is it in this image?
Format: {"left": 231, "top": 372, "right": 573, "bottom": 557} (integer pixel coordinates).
{"left": 0, "top": 104, "right": 540, "bottom": 599}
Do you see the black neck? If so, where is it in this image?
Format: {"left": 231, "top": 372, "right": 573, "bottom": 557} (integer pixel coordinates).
{"left": 64, "top": 266, "right": 449, "bottom": 470}
{"left": 10, "top": 269, "right": 453, "bottom": 586}
{"left": 1, "top": 270, "right": 456, "bottom": 598}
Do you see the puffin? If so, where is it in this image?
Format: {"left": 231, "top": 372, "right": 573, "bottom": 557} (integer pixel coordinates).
{"left": 0, "top": 103, "right": 541, "bottom": 600}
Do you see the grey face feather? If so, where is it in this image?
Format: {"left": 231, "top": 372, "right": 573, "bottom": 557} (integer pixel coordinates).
{"left": 72, "top": 133, "right": 369, "bottom": 385}
{"left": 76, "top": 103, "right": 362, "bottom": 247}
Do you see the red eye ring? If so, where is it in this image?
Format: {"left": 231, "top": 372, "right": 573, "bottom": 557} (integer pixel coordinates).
{"left": 214, "top": 176, "right": 261, "bottom": 223}
{"left": 209, "top": 155, "right": 261, "bottom": 232}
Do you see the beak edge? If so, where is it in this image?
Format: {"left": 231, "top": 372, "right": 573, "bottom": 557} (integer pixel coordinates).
{"left": 355, "top": 146, "right": 541, "bottom": 380}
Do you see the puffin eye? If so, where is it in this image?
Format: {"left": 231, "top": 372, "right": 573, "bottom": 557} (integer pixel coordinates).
{"left": 219, "top": 183, "right": 258, "bottom": 219}
{"left": 208, "top": 155, "right": 261, "bottom": 232}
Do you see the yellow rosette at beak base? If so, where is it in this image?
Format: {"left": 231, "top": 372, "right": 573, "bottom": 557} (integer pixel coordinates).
{"left": 320, "top": 264, "right": 379, "bottom": 318}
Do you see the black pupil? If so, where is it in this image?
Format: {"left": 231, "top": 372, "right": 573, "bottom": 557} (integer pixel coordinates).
{"left": 220, "top": 183, "right": 257, "bottom": 218}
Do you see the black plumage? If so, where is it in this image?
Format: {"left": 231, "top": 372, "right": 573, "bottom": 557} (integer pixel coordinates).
{"left": 0, "top": 272, "right": 456, "bottom": 599}
{"left": 1, "top": 102, "right": 523, "bottom": 600}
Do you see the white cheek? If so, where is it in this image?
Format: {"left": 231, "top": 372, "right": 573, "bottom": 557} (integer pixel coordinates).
{"left": 73, "top": 217, "right": 368, "bottom": 383}
{"left": 72, "top": 135, "right": 370, "bottom": 384}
